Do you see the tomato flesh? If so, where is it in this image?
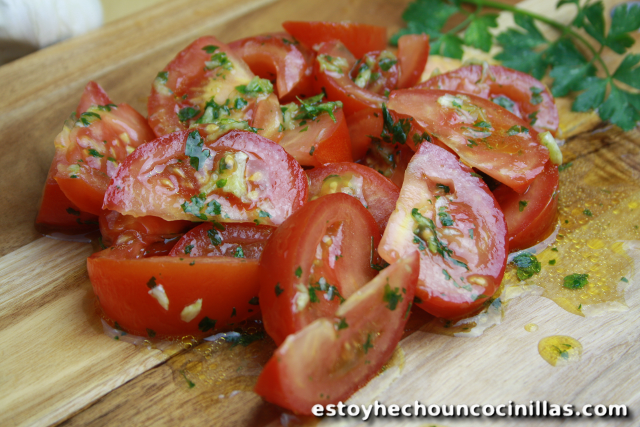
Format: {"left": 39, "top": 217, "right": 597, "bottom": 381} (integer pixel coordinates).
{"left": 88, "top": 248, "right": 261, "bottom": 338}
{"left": 168, "top": 222, "right": 274, "bottom": 259}
{"left": 417, "top": 64, "right": 559, "bottom": 135}
{"left": 396, "top": 34, "right": 430, "bottom": 89}
{"left": 493, "top": 161, "right": 559, "bottom": 251}
{"left": 307, "top": 162, "right": 399, "bottom": 229}
{"left": 282, "top": 21, "right": 387, "bottom": 59}
{"left": 379, "top": 142, "right": 508, "bottom": 319}
{"left": 388, "top": 89, "right": 549, "bottom": 193}
{"left": 103, "top": 130, "right": 308, "bottom": 226}
{"left": 99, "top": 210, "right": 193, "bottom": 247}
{"left": 254, "top": 251, "right": 419, "bottom": 414}
{"left": 258, "top": 193, "right": 382, "bottom": 346}
{"left": 229, "top": 33, "right": 314, "bottom": 102}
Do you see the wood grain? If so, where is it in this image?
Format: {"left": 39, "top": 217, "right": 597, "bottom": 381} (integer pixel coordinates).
{"left": 0, "top": 0, "right": 639, "bottom": 426}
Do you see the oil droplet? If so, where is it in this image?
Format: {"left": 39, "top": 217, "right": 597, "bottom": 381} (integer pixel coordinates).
{"left": 525, "top": 323, "right": 538, "bottom": 332}
{"left": 587, "top": 239, "right": 605, "bottom": 250}
{"left": 629, "top": 201, "right": 638, "bottom": 209}
{"left": 538, "top": 336, "right": 582, "bottom": 367}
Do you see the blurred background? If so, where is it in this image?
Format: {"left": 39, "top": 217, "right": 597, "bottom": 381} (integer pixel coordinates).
{"left": 0, "top": 0, "right": 164, "bottom": 64}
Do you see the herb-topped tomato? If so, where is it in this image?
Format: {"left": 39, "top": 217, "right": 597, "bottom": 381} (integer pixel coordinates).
{"left": 350, "top": 50, "right": 399, "bottom": 96}
{"left": 169, "top": 222, "right": 274, "bottom": 259}
{"left": 417, "top": 64, "right": 559, "bottom": 135}
{"left": 279, "top": 94, "right": 352, "bottom": 166}
{"left": 379, "top": 142, "right": 508, "bottom": 319}
{"left": 147, "top": 36, "right": 282, "bottom": 142}
{"left": 103, "top": 130, "right": 307, "bottom": 226}
{"left": 258, "top": 193, "right": 382, "bottom": 345}
{"left": 53, "top": 82, "right": 156, "bottom": 215}
{"left": 387, "top": 89, "right": 550, "bottom": 193}
{"left": 307, "top": 162, "right": 399, "bottom": 229}
{"left": 282, "top": 21, "right": 387, "bottom": 59}
{"left": 99, "top": 210, "right": 192, "bottom": 247}
{"left": 255, "top": 251, "right": 419, "bottom": 414}
{"left": 229, "top": 33, "right": 314, "bottom": 102}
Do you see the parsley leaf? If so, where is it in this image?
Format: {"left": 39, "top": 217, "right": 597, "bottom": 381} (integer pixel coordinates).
{"left": 464, "top": 14, "right": 498, "bottom": 52}
{"left": 184, "top": 130, "right": 210, "bottom": 170}
{"left": 512, "top": 253, "right": 541, "bottom": 281}
{"left": 563, "top": 273, "right": 589, "bottom": 289}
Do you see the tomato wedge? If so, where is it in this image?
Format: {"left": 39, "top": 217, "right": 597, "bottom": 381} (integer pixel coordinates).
{"left": 282, "top": 21, "right": 387, "bottom": 59}
{"left": 350, "top": 50, "right": 399, "bottom": 96}
{"left": 88, "top": 247, "right": 261, "bottom": 338}
{"left": 493, "top": 161, "right": 559, "bottom": 251}
{"left": 99, "top": 210, "right": 192, "bottom": 247}
{"left": 229, "top": 33, "right": 314, "bottom": 102}
{"left": 104, "top": 130, "right": 308, "bottom": 226}
{"left": 168, "top": 222, "right": 274, "bottom": 259}
{"left": 379, "top": 142, "right": 508, "bottom": 319}
{"left": 53, "top": 83, "right": 156, "bottom": 215}
{"left": 258, "top": 193, "right": 382, "bottom": 346}
{"left": 416, "top": 65, "right": 559, "bottom": 135}
{"left": 279, "top": 95, "right": 352, "bottom": 166}
{"left": 307, "top": 162, "right": 400, "bottom": 229}
{"left": 387, "top": 89, "right": 549, "bottom": 193}
{"left": 313, "top": 40, "right": 386, "bottom": 116}
{"left": 255, "top": 251, "right": 419, "bottom": 414}
{"left": 147, "top": 36, "right": 282, "bottom": 142}
{"left": 396, "top": 34, "right": 430, "bottom": 89}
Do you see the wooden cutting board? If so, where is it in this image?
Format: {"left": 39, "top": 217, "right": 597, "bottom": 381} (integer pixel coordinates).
{"left": 1, "top": 0, "right": 639, "bottom": 426}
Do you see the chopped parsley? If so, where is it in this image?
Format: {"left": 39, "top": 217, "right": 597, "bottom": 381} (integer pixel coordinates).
{"left": 530, "top": 86, "right": 543, "bottom": 105}
{"left": 294, "top": 93, "right": 342, "bottom": 123}
{"left": 146, "top": 277, "right": 157, "bottom": 289}
{"left": 436, "top": 183, "right": 450, "bottom": 194}
{"left": 235, "top": 76, "right": 273, "bottom": 97}
{"left": 275, "top": 283, "right": 284, "bottom": 296}
{"left": 156, "top": 71, "right": 168, "bottom": 84}
{"left": 583, "top": 209, "right": 593, "bottom": 216}
{"left": 507, "top": 125, "right": 529, "bottom": 136}
{"left": 558, "top": 162, "right": 573, "bottom": 172}
{"left": 492, "top": 95, "right": 516, "bottom": 113}
{"left": 337, "top": 318, "right": 349, "bottom": 330}
{"left": 202, "top": 45, "right": 219, "bottom": 54}
{"left": 198, "top": 316, "right": 217, "bottom": 332}
{"left": 224, "top": 329, "right": 266, "bottom": 347}
{"left": 208, "top": 228, "right": 222, "bottom": 246}
{"left": 563, "top": 273, "right": 589, "bottom": 289}
{"left": 363, "top": 333, "right": 374, "bottom": 354}
{"left": 512, "top": 253, "right": 541, "bottom": 281}
{"left": 233, "top": 246, "right": 245, "bottom": 258}
{"left": 380, "top": 103, "right": 411, "bottom": 145}
{"left": 437, "top": 207, "right": 454, "bottom": 226}
{"left": 178, "top": 106, "right": 200, "bottom": 122}
{"left": 184, "top": 244, "right": 194, "bottom": 254}
{"left": 295, "top": 266, "right": 302, "bottom": 278}
{"left": 383, "top": 282, "right": 403, "bottom": 311}
{"left": 519, "top": 200, "right": 528, "bottom": 212}
{"left": 248, "top": 296, "right": 259, "bottom": 305}
{"left": 184, "top": 130, "right": 210, "bottom": 170}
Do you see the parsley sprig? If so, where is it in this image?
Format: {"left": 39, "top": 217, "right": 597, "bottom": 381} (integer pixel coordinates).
{"left": 392, "top": 0, "right": 640, "bottom": 131}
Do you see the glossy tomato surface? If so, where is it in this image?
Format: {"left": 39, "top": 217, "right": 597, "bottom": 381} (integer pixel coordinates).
{"left": 493, "top": 161, "right": 559, "bottom": 251}
{"left": 417, "top": 65, "right": 559, "bottom": 135}
{"left": 396, "top": 34, "right": 430, "bottom": 89}
{"left": 53, "top": 82, "right": 156, "bottom": 215}
{"left": 388, "top": 89, "right": 549, "bottom": 193}
{"left": 103, "top": 130, "right": 308, "bottom": 226}
{"left": 307, "top": 162, "right": 400, "bottom": 229}
{"left": 379, "top": 142, "right": 508, "bottom": 319}
{"left": 88, "top": 247, "right": 261, "bottom": 338}
{"left": 258, "top": 193, "right": 382, "bottom": 345}
{"left": 282, "top": 21, "right": 387, "bottom": 59}
{"left": 230, "top": 33, "right": 314, "bottom": 102}
{"left": 169, "top": 222, "right": 274, "bottom": 259}
{"left": 279, "top": 100, "right": 352, "bottom": 167}
{"left": 255, "top": 252, "right": 419, "bottom": 414}
{"left": 99, "top": 210, "right": 193, "bottom": 246}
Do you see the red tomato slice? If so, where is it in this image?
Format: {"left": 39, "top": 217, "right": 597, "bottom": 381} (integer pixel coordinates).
{"left": 346, "top": 107, "right": 382, "bottom": 161}
{"left": 76, "top": 81, "right": 112, "bottom": 116}
{"left": 88, "top": 246, "right": 261, "bottom": 338}
{"left": 279, "top": 98, "right": 352, "bottom": 167}
{"left": 103, "top": 130, "right": 308, "bottom": 226}
{"left": 493, "top": 161, "right": 559, "bottom": 251}
{"left": 416, "top": 65, "right": 559, "bottom": 135}
{"left": 313, "top": 40, "right": 386, "bottom": 116}
{"left": 99, "top": 210, "right": 193, "bottom": 247}
{"left": 229, "top": 33, "right": 314, "bottom": 102}
{"left": 258, "top": 193, "right": 382, "bottom": 346}
{"left": 379, "top": 142, "right": 508, "bottom": 319}
{"left": 388, "top": 89, "right": 549, "bottom": 193}
{"left": 396, "top": 34, "right": 430, "bottom": 89}
{"left": 255, "top": 252, "right": 419, "bottom": 414}
{"left": 282, "top": 21, "right": 387, "bottom": 59}
{"left": 307, "top": 162, "right": 400, "bottom": 229}
{"left": 350, "top": 50, "right": 399, "bottom": 96}
{"left": 168, "top": 222, "right": 274, "bottom": 259}
{"left": 147, "top": 36, "right": 281, "bottom": 142}
{"left": 35, "top": 160, "right": 99, "bottom": 237}
{"left": 53, "top": 84, "right": 156, "bottom": 215}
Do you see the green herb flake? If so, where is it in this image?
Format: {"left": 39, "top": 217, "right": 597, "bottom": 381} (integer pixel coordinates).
{"left": 558, "top": 162, "right": 573, "bottom": 172}
{"left": 621, "top": 277, "right": 629, "bottom": 283}
{"left": 442, "top": 269, "right": 451, "bottom": 280}
{"left": 549, "top": 259, "right": 556, "bottom": 265}
{"left": 146, "top": 276, "right": 157, "bottom": 289}
{"left": 88, "top": 148, "right": 104, "bottom": 158}
{"left": 530, "top": 86, "right": 543, "bottom": 105}
{"left": 248, "top": 296, "right": 259, "bottom": 305}
{"left": 383, "top": 283, "right": 403, "bottom": 311}
{"left": 156, "top": 71, "right": 168, "bottom": 84}
{"left": 184, "top": 130, "right": 210, "bottom": 170}
{"left": 275, "top": 283, "right": 284, "bottom": 296}
{"left": 583, "top": 209, "right": 593, "bottom": 216}
{"left": 66, "top": 207, "right": 81, "bottom": 216}
{"left": 208, "top": 229, "right": 222, "bottom": 246}
{"left": 563, "top": 273, "right": 589, "bottom": 289}
{"left": 178, "top": 106, "right": 200, "bottom": 122}
{"left": 202, "top": 45, "right": 219, "bottom": 54}
{"left": 184, "top": 245, "right": 194, "bottom": 254}
{"left": 362, "top": 333, "right": 373, "bottom": 354}
{"left": 512, "top": 253, "right": 542, "bottom": 281}
{"left": 436, "top": 183, "right": 450, "bottom": 194}
{"left": 233, "top": 246, "right": 245, "bottom": 258}
{"left": 295, "top": 266, "right": 302, "bottom": 278}
{"left": 519, "top": 200, "right": 529, "bottom": 212}
{"left": 198, "top": 316, "right": 217, "bottom": 332}
{"left": 337, "top": 318, "right": 349, "bottom": 330}
{"left": 492, "top": 95, "right": 516, "bottom": 113}
{"left": 146, "top": 328, "right": 156, "bottom": 338}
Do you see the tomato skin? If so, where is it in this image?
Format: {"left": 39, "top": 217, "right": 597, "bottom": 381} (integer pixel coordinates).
{"left": 99, "top": 210, "right": 193, "bottom": 247}
{"left": 379, "top": 142, "right": 508, "bottom": 319}
{"left": 396, "top": 34, "right": 430, "bottom": 89}
{"left": 388, "top": 89, "right": 549, "bottom": 193}
{"left": 313, "top": 41, "right": 385, "bottom": 116}
{"left": 280, "top": 106, "right": 352, "bottom": 167}
{"left": 88, "top": 250, "right": 261, "bottom": 338}
{"left": 168, "top": 222, "right": 274, "bottom": 259}
{"left": 229, "top": 33, "right": 314, "bottom": 102}
{"left": 255, "top": 252, "right": 419, "bottom": 414}
{"left": 346, "top": 107, "right": 382, "bottom": 161}
{"left": 104, "top": 130, "right": 308, "bottom": 226}
{"left": 258, "top": 193, "right": 381, "bottom": 346}
{"left": 282, "top": 21, "right": 387, "bottom": 59}
{"left": 35, "top": 161, "right": 99, "bottom": 236}
{"left": 76, "top": 81, "right": 112, "bottom": 116}
{"left": 307, "top": 162, "right": 400, "bottom": 230}
{"left": 417, "top": 65, "right": 559, "bottom": 135}
{"left": 493, "top": 162, "right": 559, "bottom": 251}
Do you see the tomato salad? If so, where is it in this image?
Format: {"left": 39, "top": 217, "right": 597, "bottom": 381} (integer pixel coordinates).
{"left": 35, "top": 20, "right": 562, "bottom": 415}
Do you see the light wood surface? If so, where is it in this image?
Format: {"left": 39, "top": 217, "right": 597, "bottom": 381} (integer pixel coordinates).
{"left": 0, "top": 0, "right": 639, "bottom": 426}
